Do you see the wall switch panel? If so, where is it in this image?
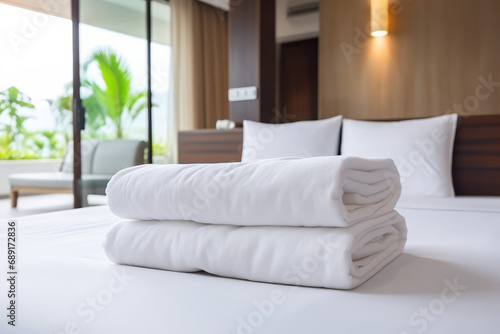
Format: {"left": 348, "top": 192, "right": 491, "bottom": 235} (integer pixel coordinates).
{"left": 228, "top": 86, "right": 258, "bottom": 102}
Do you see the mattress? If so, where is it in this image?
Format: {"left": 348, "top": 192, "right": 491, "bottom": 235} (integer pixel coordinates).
{"left": 1, "top": 197, "right": 499, "bottom": 334}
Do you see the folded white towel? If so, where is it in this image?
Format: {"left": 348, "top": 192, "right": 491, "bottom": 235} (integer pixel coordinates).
{"left": 106, "top": 156, "right": 401, "bottom": 227}
{"left": 102, "top": 211, "right": 407, "bottom": 289}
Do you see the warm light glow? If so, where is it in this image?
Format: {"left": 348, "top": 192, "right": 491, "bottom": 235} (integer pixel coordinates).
{"left": 371, "top": 30, "right": 388, "bottom": 37}
{"left": 371, "top": 0, "right": 389, "bottom": 37}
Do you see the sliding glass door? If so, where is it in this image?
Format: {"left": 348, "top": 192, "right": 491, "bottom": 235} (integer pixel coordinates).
{"left": 151, "top": 1, "right": 173, "bottom": 164}
{"left": 72, "top": 0, "right": 171, "bottom": 207}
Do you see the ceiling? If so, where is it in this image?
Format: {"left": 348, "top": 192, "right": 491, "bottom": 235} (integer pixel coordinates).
{"left": 102, "top": 0, "right": 171, "bottom": 20}
{"left": 0, "top": 0, "right": 171, "bottom": 44}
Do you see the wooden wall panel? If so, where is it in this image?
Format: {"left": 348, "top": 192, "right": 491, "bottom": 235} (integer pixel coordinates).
{"left": 259, "top": 0, "right": 277, "bottom": 123}
{"left": 319, "top": 0, "right": 500, "bottom": 120}
{"left": 229, "top": 0, "right": 276, "bottom": 123}
{"left": 229, "top": 0, "right": 259, "bottom": 122}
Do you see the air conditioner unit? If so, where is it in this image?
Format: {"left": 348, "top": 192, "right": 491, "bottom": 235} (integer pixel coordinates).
{"left": 197, "top": 0, "right": 230, "bottom": 11}
{"left": 287, "top": 0, "right": 319, "bottom": 17}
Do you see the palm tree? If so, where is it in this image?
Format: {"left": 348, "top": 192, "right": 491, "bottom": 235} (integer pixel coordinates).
{"left": 84, "top": 48, "right": 148, "bottom": 138}
{"left": 53, "top": 81, "right": 107, "bottom": 140}
{"left": 53, "top": 48, "right": 149, "bottom": 139}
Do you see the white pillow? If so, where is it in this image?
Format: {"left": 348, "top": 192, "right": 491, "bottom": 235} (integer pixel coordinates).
{"left": 242, "top": 116, "right": 342, "bottom": 162}
{"left": 341, "top": 114, "right": 458, "bottom": 197}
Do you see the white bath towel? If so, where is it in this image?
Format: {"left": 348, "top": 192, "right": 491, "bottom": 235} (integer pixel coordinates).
{"left": 102, "top": 211, "right": 407, "bottom": 290}
{"left": 106, "top": 156, "right": 401, "bottom": 227}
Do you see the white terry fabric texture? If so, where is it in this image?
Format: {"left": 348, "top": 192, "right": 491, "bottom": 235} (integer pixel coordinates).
{"left": 103, "top": 211, "right": 407, "bottom": 290}
{"left": 106, "top": 156, "right": 401, "bottom": 227}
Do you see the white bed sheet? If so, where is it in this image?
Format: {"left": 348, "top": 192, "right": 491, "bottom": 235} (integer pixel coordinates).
{"left": 397, "top": 195, "right": 500, "bottom": 213}
{"left": 1, "top": 197, "right": 499, "bottom": 334}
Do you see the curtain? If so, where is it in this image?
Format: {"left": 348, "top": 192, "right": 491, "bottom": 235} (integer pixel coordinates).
{"left": 171, "top": 0, "right": 229, "bottom": 131}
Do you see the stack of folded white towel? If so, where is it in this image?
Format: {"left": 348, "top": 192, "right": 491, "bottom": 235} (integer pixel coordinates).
{"left": 103, "top": 156, "right": 407, "bottom": 290}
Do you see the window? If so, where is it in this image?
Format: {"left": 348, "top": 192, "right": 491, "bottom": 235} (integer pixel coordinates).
{"left": 0, "top": 1, "right": 172, "bottom": 161}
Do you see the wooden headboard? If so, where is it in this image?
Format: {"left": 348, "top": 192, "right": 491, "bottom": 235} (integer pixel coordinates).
{"left": 178, "top": 115, "right": 500, "bottom": 196}
{"left": 452, "top": 115, "right": 500, "bottom": 196}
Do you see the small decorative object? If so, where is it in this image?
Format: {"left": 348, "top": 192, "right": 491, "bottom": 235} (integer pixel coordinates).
{"left": 216, "top": 119, "right": 236, "bottom": 130}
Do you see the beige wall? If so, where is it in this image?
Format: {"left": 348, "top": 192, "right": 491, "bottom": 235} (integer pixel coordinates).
{"left": 319, "top": 0, "right": 500, "bottom": 120}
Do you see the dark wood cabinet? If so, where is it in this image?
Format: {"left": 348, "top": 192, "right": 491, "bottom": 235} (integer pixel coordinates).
{"left": 178, "top": 129, "right": 243, "bottom": 164}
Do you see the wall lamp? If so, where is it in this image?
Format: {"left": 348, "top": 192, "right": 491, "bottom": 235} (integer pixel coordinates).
{"left": 371, "top": 0, "right": 389, "bottom": 37}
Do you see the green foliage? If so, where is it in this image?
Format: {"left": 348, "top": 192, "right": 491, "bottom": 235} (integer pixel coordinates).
{"left": 0, "top": 86, "right": 35, "bottom": 113}
{"left": 0, "top": 86, "right": 34, "bottom": 139}
{"left": 84, "top": 48, "right": 149, "bottom": 138}
{"left": 0, "top": 87, "right": 37, "bottom": 159}
{"left": 152, "top": 141, "right": 167, "bottom": 157}
{"left": 52, "top": 48, "right": 150, "bottom": 140}
{"left": 0, "top": 87, "right": 67, "bottom": 160}
{"left": 2, "top": 48, "right": 153, "bottom": 160}
{"left": 37, "top": 130, "right": 65, "bottom": 158}
{"left": 0, "top": 134, "right": 43, "bottom": 160}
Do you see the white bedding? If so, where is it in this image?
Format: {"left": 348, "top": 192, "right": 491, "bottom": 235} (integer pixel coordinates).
{"left": 397, "top": 196, "right": 500, "bottom": 213}
{"left": 103, "top": 211, "right": 407, "bottom": 290}
{"left": 1, "top": 197, "right": 500, "bottom": 334}
{"left": 106, "top": 156, "right": 401, "bottom": 227}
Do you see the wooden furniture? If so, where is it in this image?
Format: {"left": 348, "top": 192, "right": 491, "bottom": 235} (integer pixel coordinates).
{"left": 9, "top": 140, "right": 147, "bottom": 208}
{"left": 9, "top": 187, "right": 71, "bottom": 208}
{"left": 178, "top": 129, "right": 243, "bottom": 164}
{"left": 452, "top": 115, "right": 500, "bottom": 196}
{"left": 178, "top": 115, "right": 500, "bottom": 196}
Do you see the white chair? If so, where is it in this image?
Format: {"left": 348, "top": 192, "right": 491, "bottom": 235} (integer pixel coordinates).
{"left": 9, "top": 140, "right": 147, "bottom": 207}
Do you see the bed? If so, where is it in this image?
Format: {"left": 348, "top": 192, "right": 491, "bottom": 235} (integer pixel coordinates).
{"left": 1, "top": 114, "right": 500, "bottom": 334}
{"left": 1, "top": 197, "right": 499, "bottom": 334}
